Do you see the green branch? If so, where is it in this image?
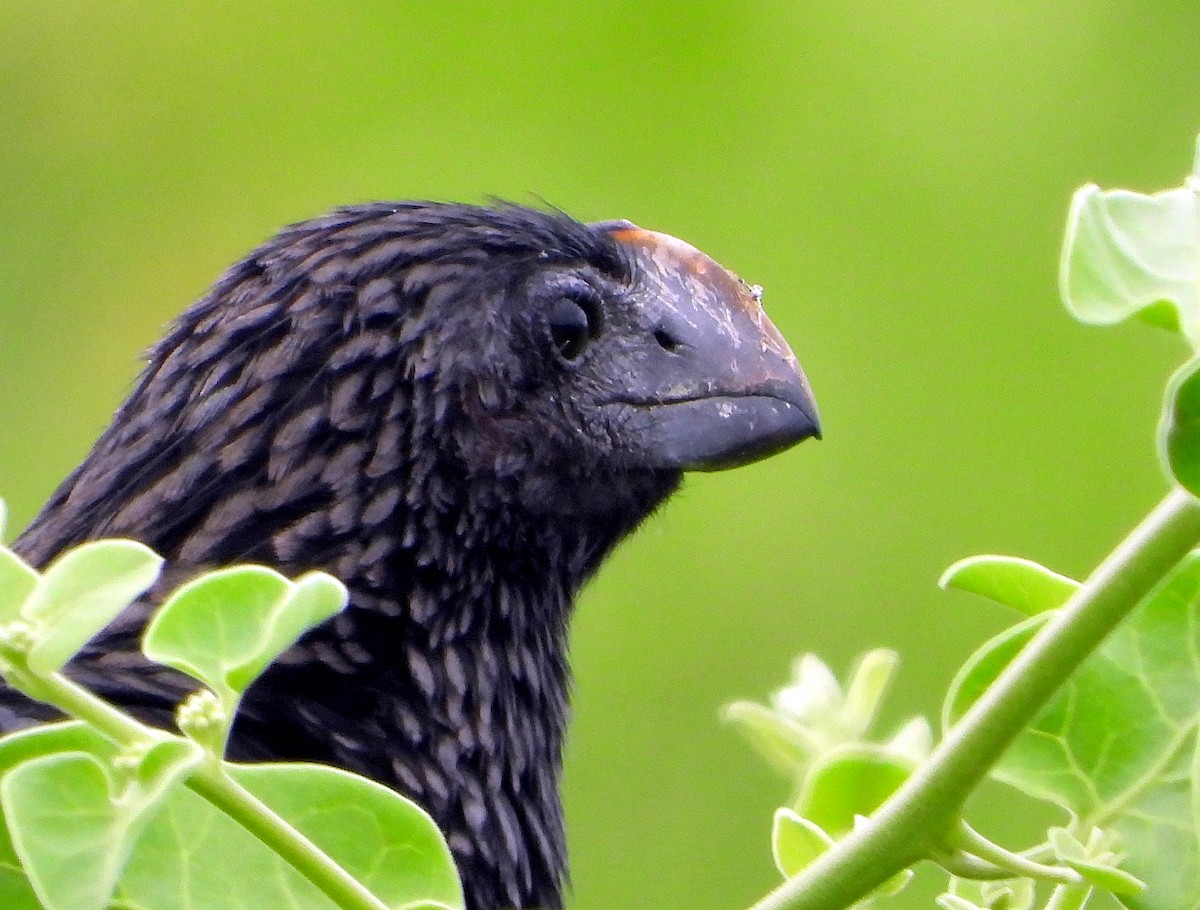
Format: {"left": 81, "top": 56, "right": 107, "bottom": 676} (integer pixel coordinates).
{"left": 949, "top": 823, "right": 1082, "bottom": 886}
{"left": 746, "top": 486, "right": 1200, "bottom": 910}
{"left": 1044, "top": 882, "right": 1095, "bottom": 910}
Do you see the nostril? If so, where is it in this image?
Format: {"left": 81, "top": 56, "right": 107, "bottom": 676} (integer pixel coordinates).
{"left": 654, "top": 327, "right": 683, "bottom": 353}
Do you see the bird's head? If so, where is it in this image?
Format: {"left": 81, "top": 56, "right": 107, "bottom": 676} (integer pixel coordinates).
{"left": 377, "top": 205, "right": 820, "bottom": 519}
{"left": 50, "top": 203, "right": 816, "bottom": 564}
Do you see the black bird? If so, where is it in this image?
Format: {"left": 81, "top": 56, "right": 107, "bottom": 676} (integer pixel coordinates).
{"left": 3, "top": 203, "right": 818, "bottom": 910}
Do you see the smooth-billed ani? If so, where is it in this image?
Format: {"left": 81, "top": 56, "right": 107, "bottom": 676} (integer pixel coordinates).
{"left": 2, "top": 203, "right": 819, "bottom": 910}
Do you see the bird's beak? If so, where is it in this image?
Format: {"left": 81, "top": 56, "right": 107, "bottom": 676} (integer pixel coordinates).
{"left": 599, "top": 224, "right": 820, "bottom": 472}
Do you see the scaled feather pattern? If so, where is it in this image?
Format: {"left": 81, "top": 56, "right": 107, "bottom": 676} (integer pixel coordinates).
{"left": 4, "top": 202, "right": 818, "bottom": 910}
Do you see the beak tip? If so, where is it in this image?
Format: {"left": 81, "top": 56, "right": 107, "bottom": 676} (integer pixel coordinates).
{"left": 799, "top": 396, "right": 822, "bottom": 442}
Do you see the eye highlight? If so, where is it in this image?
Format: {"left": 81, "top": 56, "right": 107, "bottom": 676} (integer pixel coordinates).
{"left": 546, "top": 293, "right": 601, "bottom": 362}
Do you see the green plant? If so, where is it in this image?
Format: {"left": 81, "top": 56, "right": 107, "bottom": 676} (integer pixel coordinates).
{"left": 726, "top": 135, "right": 1200, "bottom": 910}
{"left": 0, "top": 513, "right": 463, "bottom": 910}
{"left": 2, "top": 136, "right": 1199, "bottom": 910}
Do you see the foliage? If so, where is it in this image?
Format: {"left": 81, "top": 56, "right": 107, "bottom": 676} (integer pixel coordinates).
{"left": 0, "top": 530, "right": 463, "bottom": 910}
{"left": 726, "top": 135, "right": 1200, "bottom": 910}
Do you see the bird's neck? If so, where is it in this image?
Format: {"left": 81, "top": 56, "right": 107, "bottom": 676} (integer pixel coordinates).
{"left": 20, "top": 385, "right": 679, "bottom": 910}
{"left": 244, "top": 486, "right": 629, "bottom": 910}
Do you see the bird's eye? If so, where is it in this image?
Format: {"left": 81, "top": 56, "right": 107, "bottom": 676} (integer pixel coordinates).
{"left": 546, "top": 294, "right": 600, "bottom": 362}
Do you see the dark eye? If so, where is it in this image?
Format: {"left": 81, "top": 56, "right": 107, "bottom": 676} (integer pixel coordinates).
{"left": 546, "top": 294, "right": 600, "bottom": 362}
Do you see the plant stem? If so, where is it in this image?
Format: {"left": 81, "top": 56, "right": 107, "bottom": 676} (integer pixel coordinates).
{"left": 746, "top": 487, "right": 1200, "bottom": 910}
{"left": 1044, "top": 883, "right": 1094, "bottom": 910}
{"left": 3, "top": 665, "right": 390, "bottom": 910}
{"left": 950, "top": 822, "right": 1082, "bottom": 886}
{"left": 14, "top": 666, "right": 155, "bottom": 744}
{"left": 927, "top": 844, "right": 1015, "bottom": 880}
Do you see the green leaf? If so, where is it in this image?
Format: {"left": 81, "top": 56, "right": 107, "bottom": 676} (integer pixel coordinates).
{"left": 232, "top": 764, "right": 462, "bottom": 910}
{"left": 0, "top": 547, "right": 37, "bottom": 626}
{"left": 773, "top": 654, "right": 845, "bottom": 731}
{"left": 0, "top": 725, "right": 464, "bottom": 910}
{"left": 841, "top": 649, "right": 898, "bottom": 740}
{"left": 0, "top": 723, "right": 199, "bottom": 910}
{"left": 116, "top": 763, "right": 464, "bottom": 910}
{"left": 4, "top": 748, "right": 197, "bottom": 910}
{"left": 884, "top": 717, "right": 933, "bottom": 763}
{"left": 0, "top": 723, "right": 108, "bottom": 910}
{"left": 143, "top": 566, "right": 346, "bottom": 714}
{"left": 771, "top": 808, "right": 832, "bottom": 878}
{"left": 2, "top": 752, "right": 131, "bottom": 910}
{"left": 723, "top": 700, "right": 819, "bottom": 777}
{"left": 941, "top": 877, "right": 1035, "bottom": 910}
{"left": 143, "top": 566, "right": 290, "bottom": 698}
{"left": 1048, "top": 828, "right": 1146, "bottom": 897}
{"left": 940, "top": 555, "right": 1080, "bottom": 616}
{"left": 0, "top": 721, "right": 115, "bottom": 778}
{"left": 1049, "top": 826, "right": 1087, "bottom": 862}
{"left": 945, "top": 552, "right": 1200, "bottom": 910}
{"left": 225, "top": 571, "right": 348, "bottom": 693}
{"left": 941, "top": 615, "right": 1050, "bottom": 738}
{"left": 794, "top": 745, "right": 915, "bottom": 839}
{"left": 0, "top": 500, "right": 6, "bottom": 541}
{"left": 1160, "top": 357, "right": 1200, "bottom": 496}
{"left": 129, "top": 737, "right": 206, "bottom": 801}
{"left": 1059, "top": 172, "right": 1200, "bottom": 345}
{"left": 1063, "top": 858, "right": 1146, "bottom": 897}
{"left": 21, "top": 539, "right": 163, "bottom": 674}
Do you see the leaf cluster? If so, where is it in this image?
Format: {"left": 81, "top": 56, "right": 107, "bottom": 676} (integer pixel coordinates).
{"left": 730, "top": 136, "right": 1200, "bottom": 910}
{"left": 0, "top": 516, "right": 464, "bottom": 910}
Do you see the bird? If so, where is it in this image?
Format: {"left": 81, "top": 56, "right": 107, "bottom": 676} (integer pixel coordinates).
{"left": 2, "top": 202, "right": 819, "bottom": 910}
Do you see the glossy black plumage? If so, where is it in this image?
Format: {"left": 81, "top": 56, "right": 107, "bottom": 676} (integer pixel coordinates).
{"left": 3, "top": 202, "right": 816, "bottom": 910}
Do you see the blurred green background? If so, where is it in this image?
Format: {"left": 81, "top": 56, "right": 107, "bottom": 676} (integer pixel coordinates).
{"left": 2, "top": 4, "right": 1199, "bottom": 909}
